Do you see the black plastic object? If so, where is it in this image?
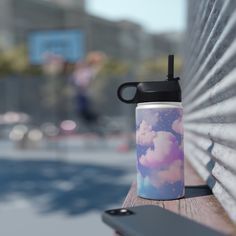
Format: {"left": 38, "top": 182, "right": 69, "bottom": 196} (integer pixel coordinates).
{"left": 102, "top": 205, "right": 227, "bottom": 236}
{"left": 117, "top": 55, "right": 181, "bottom": 104}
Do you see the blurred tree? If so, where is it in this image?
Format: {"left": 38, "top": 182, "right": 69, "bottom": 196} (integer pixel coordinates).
{"left": 137, "top": 55, "right": 183, "bottom": 81}
{"left": 89, "top": 58, "right": 130, "bottom": 115}
{"left": 0, "top": 44, "right": 41, "bottom": 75}
{"left": 0, "top": 47, "right": 183, "bottom": 122}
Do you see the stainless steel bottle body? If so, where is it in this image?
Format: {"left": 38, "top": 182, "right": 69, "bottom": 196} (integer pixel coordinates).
{"left": 136, "top": 102, "right": 184, "bottom": 200}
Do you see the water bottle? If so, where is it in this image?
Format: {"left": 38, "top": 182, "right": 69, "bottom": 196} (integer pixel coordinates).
{"left": 117, "top": 55, "right": 184, "bottom": 200}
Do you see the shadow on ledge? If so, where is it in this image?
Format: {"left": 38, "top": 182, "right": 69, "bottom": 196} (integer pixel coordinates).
{"left": 0, "top": 158, "right": 131, "bottom": 216}
{"left": 185, "top": 185, "right": 212, "bottom": 198}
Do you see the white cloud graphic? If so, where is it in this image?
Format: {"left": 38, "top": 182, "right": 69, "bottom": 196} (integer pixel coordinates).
{"left": 136, "top": 120, "right": 156, "bottom": 146}
{"left": 137, "top": 173, "right": 151, "bottom": 188}
{"left": 172, "top": 117, "right": 183, "bottom": 134}
{"left": 136, "top": 110, "right": 159, "bottom": 127}
{"left": 139, "top": 131, "right": 182, "bottom": 168}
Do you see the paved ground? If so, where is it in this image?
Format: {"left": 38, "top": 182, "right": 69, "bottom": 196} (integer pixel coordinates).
{"left": 0, "top": 138, "right": 136, "bottom": 236}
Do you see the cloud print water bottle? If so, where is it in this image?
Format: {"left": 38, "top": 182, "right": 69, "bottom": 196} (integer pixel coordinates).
{"left": 117, "top": 55, "right": 184, "bottom": 200}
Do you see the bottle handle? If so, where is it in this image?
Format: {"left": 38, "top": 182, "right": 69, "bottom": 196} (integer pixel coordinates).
{"left": 117, "top": 82, "right": 139, "bottom": 104}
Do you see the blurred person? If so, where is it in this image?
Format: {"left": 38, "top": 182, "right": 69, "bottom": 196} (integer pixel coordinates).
{"left": 72, "top": 61, "right": 97, "bottom": 123}
{"left": 71, "top": 52, "right": 106, "bottom": 131}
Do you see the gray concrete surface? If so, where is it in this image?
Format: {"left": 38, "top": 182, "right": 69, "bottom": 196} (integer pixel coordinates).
{"left": 0, "top": 138, "right": 136, "bottom": 236}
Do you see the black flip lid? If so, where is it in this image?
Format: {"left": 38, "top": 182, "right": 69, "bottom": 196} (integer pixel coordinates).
{"left": 117, "top": 55, "right": 181, "bottom": 103}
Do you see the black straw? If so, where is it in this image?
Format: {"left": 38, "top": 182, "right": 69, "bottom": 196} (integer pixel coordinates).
{"left": 167, "top": 55, "right": 174, "bottom": 80}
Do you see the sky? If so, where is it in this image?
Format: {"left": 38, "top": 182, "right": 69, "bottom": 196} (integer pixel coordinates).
{"left": 87, "top": 0, "right": 186, "bottom": 33}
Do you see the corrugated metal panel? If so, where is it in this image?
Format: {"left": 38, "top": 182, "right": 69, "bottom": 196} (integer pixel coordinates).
{"left": 182, "top": 0, "right": 236, "bottom": 224}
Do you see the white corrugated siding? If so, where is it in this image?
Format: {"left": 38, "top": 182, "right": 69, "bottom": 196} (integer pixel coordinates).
{"left": 182, "top": 0, "right": 236, "bottom": 224}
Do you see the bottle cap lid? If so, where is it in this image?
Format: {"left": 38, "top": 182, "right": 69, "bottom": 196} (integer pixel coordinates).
{"left": 117, "top": 55, "right": 181, "bottom": 104}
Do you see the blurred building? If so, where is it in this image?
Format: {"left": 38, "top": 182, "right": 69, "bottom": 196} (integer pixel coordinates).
{"left": 0, "top": 0, "right": 182, "bottom": 59}
{"left": 0, "top": 0, "right": 183, "bottom": 123}
{"left": 0, "top": 0, "right": 87, "bottom": 51}
{"left": 42, "top": 0, "right": 85, "bottom": 9}
{"left": 150, "top": 32, "right": 183, "bottom": 58}
{"left": 87, "top": 17, "right": 150, "bottom": 61}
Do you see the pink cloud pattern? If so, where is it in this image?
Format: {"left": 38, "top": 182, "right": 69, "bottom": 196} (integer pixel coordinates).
{"left": 139, "top": 131, "right": 183, "bottom": 168}
{"left": 136, "top": 107, "right": 184, "bottom": 199}
{"left": 136, "top": 120, "right": 156, "bottom": 146}
{"left": 149, "top": 160, "right": 184, "bottom": 188}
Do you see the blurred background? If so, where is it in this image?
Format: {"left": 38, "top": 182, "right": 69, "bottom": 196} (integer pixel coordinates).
{"left": 0, "top": 0, "right": 185, "bottom": 235}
